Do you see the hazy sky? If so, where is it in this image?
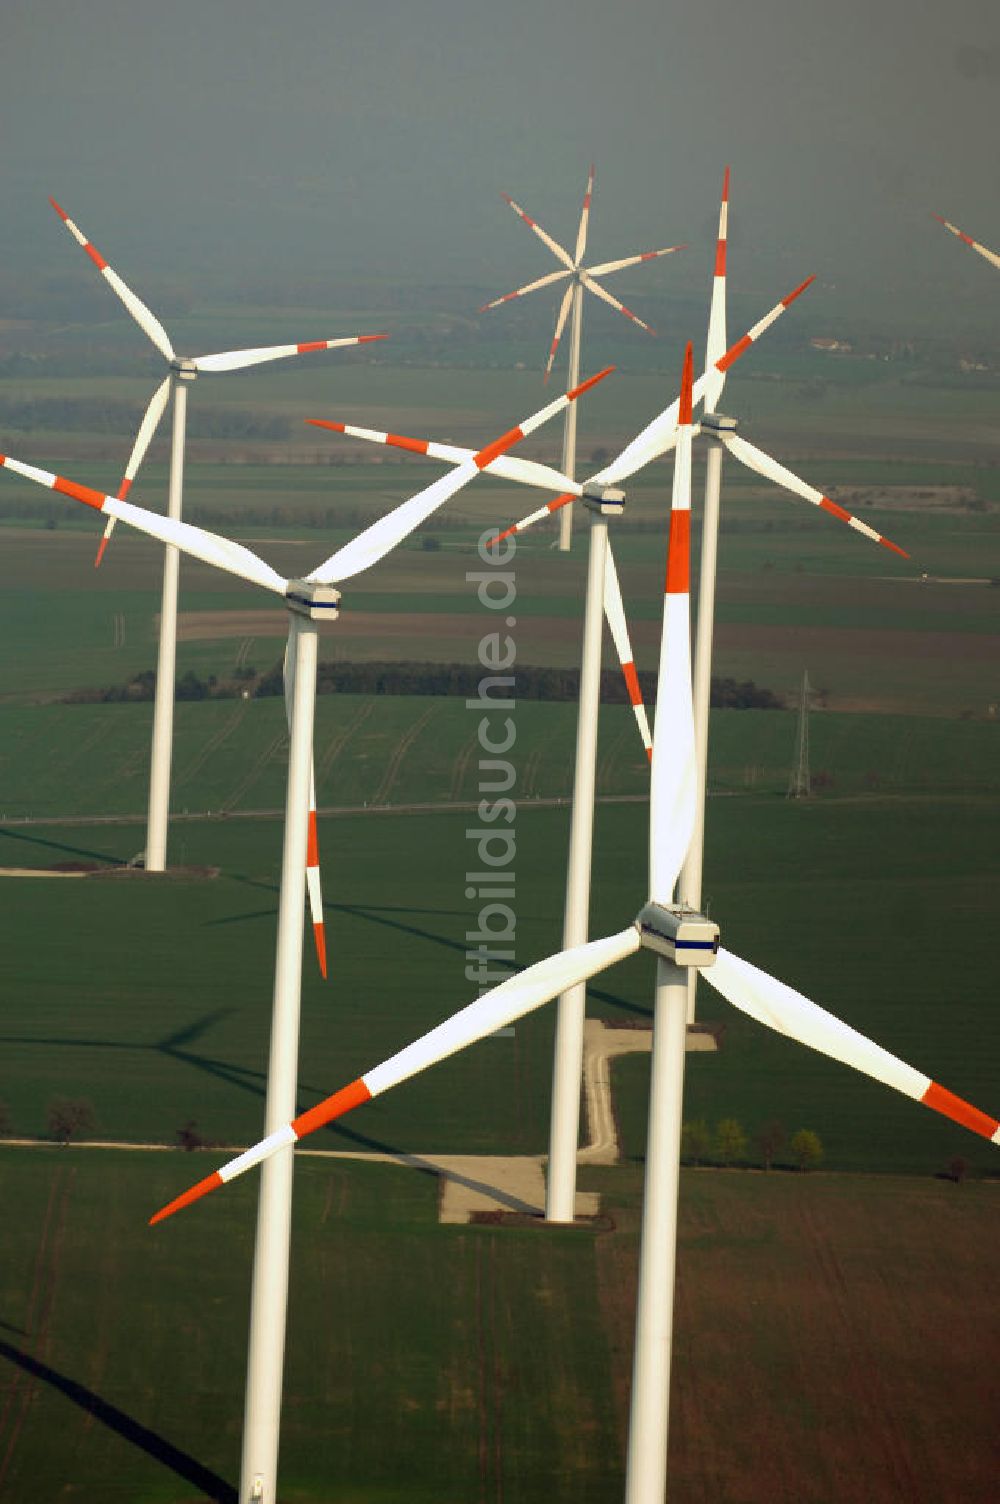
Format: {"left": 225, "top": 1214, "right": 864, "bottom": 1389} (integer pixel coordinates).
{"left": 3, "top": 0, "right": 1000, "bottom": 331}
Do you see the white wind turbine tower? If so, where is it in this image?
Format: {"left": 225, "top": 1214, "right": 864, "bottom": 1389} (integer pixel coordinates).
{"left": 480, "top": 166, "right": 683, "bottom": 551}
{"left": 152, "top": 342, "right": 1000, "bottom": 1504}
{"left": 313, "top": 271, "right": 822, "bottom": 1221}
{"left": 0, "top": 370, "right": 605, "bottom": 1504}
{"left": 49, "top": 197, "right": 386, "bottom": 873}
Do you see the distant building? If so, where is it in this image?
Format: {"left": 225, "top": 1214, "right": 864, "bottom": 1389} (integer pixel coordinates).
{"left": 809, "top": 337, "right": 853, "bottom": 353}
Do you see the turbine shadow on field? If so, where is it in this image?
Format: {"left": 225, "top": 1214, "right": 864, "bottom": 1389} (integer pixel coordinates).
{"left": 210, "top": 872, "right": 652, "bottom": 1018}
{"left": 0, "top": 1338, "right": 236, "bottom": 1503}
{"left": 0, "top": 827, "right": 126, "bottom": 866}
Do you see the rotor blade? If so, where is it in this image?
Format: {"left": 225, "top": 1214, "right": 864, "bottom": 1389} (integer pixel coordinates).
{"left": 479, "top": 267, "right": 572, "bottom": 312}
{"left": 649, "top": 343, "right": 697, "bottom": 903}
{"left": 589, "top": 275, "right": 814, "bottom": 487}
{"left": 0, "top": 455, "right": 288, "bottom": 595}
{"left": 933, "top": 214, "right": 1000, "bottom": 272}
{"left": 603, "top": 541, "right": 652, "bottom": 760}
{"left": 307, "top": 367, "right": 612, "bottom": 584}
{"left": 486, "top": 492, "right": 577, "bottom": 548}
{"left": 702, "top": 166, "right": 730, "bottom": 415}
{"left": 543, "top": 280, "right": 577, "bottom": 383}
{"left": 704, "top": 946, "right": 1000, "bottom": 1145}
{"left": 150, "top": 924, "right": 642, "bottom": 1223}
{"left": 283, "top": 634, "right": 327, "bottom": 979}
{"left": 119, "top": 377, "right": 172, "bottom": 500}
{"left": 586, "top": 245, "right": 685, "bottom": 278}
{"left": 306, "top": 419, "right": 582, "bottom": 497}
{"left": 49, "top": 198, "right": 175, "bottom": 362}
{"left": 501, "top": 192, "right": 575, "bottom": 270}
{"left": 721, "top": 433, "right": 909, "bottom": 558}
{"left": 580, "top": 270, "right": 654, "bottom": 333}
{"left": 573, "top": 163, "right": 595, "bottom": 265}
{"left": 97, "top": 374, "right": 174, "bottom": 567}
{"left": 193, "top": 333, "right": 387, "bottom": 374}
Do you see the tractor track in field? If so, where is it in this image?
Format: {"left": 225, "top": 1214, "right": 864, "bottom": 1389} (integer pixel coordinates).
{"left": 795, "top": 1197, "right": 923, "bottom": 1501}
{"left": 597, "top": 718, "right": 633, "bottom": 793}
{"left": 449, "top": 733, "right": 479, "bottom": 802}
{"left": 317, "top": 699, "right": 375, "bottom": 784}
{"left": 370, "top": 704, "right": 440, "bottom": 805}
{"left": 173, "top": 701, "right": 249, "bottom": 790}
{"left": 218, "top": 729, "right": 287, "bottom": 813}
{"left": 0, "top": 1166, "right": 71, "bottom": 1495}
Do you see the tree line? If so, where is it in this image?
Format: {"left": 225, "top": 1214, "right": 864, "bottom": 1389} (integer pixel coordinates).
{"left": 63, "top": 659, "right": 785, "bottom": 710}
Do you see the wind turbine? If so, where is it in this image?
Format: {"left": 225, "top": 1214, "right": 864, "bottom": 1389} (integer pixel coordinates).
{"left": 0, "top": 367, "right": 608, "bottom": 1504}
{"left": 151, "top": 342, "right": 998, "bottom": 1504}
{"left": 49, "top": 196, "right": 386, "bottom": 873}
{"left": 486, "top": 170, "right": 910, "bottom": 1051}
{"left": 933, "top": 212, "right": 1000, "bottom": 272}
{"left": 306, "top": 272, "right": 819, "bottom": 1222}
{"left": 480, "top": 166, "right": 683, "bottom": 550}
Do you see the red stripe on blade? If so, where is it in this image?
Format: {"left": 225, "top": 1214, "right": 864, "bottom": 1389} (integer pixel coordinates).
{"left": 49, "top": 197, "right": 69, "bottom": 221}
{"left": 297, "top": 341, "right": 328, "bottom": 353}
{"left": 679, "top": 342, "right": 694, "bottom": 424}
{"left": 622, "top": 661, "right": 643, "bottom": 707}
{"left": 819, "top": 496, "right": 851, "bottom": 524}
{"left": 117, "top": 477, "right": 132, "bottom": 501}
{"left": 921, "top": 1082, "right": 999, "bottom": 1141}
{"left": 94, "top": 535, "right": 109, "bottom": 569}
{"left": 85, "top": 243, "right": 108, "bottom": 272}
{"left": 567, "top": 365, "right": 614, "bottom": 401}
{"left": 53, "top": 475, "right": 106, "bottom": 511}
{"left": 386, "top": 433, "right": 430, "bottom": 455}
{"left": 880, "top": 536, "right": 910, "bottom": 559}
{"left": 721, "top": 165, "right": 730, "bottom": 201}
{"left": 783, "top": 275, "right": 815, "bottom": 307}
{"left": 313, "top": 923, "right": 327, "bottom": 980}
{"left": 359, "top": 334, "right": 388, "bottom": 343}
{"left": 547, "top": 493, "right": 574, "bottom": 513}
{"left": 487, "top": 525, "right": 515, "bottom": 547}
{"left": 714, "top": 241, "right": 727, "bottom": 277}
{"left": 307, "top": 810, "right": 319, "bottom": 867}
{"left": 292, "top": 1078, "right": 372, "bottom": 1139}
{"left": 149, "top": 1170, "right": 223, "bottom": 1226}
{"left": 475, "top": 427, "right": 523, "bottom": 470}
{"left": 665, "top": 512, "right": 691, "bottom": 595}
{"left": 716, "top": 333, "right": 750, "bottom": 372}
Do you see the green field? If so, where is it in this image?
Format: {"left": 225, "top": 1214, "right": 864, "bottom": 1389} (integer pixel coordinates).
{"left": 2, "top": 797, "right": 997, "bottom": 1180}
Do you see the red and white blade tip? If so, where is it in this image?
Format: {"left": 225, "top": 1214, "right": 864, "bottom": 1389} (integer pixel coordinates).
{"left": 679, "top": 342, "right": 694, "bottom": 424}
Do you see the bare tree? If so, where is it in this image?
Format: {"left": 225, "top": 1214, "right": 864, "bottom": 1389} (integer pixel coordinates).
{"left": 756, "top": 1118, "right": 786, "bottom": 1171}
{"left": 47, "top": 1097, "right": 96, "bottom": 1146}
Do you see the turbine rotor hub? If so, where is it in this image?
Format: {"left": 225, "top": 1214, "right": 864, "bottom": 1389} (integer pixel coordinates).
{"left": 170, "top": 357, "right": 198, "bottom": 381}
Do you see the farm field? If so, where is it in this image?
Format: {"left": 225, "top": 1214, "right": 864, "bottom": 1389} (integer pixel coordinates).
{"left": 1, "top": 797, "right": 997, "bottom": 1178}
{"left": 1, "top": 320, "right": 998, "bottom": 1504}
{"left": 0, "top": 1150, "right": 996, "bottom": 1503}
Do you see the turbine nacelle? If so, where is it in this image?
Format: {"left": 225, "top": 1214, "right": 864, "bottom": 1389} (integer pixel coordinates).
{"left": 700, "top": 411, "right": 738, "bottom": 435}
{"left": 582, "top": 481, "right": 625, "bottom": 517}
{"left": 169, "top": 357, "right": 198, "bottom": 381}
{"left": 285, "top": 580, "right": 342, "bottom": 621}
{"left": 635, "top": 902, "right": 720, "bottom": 968}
